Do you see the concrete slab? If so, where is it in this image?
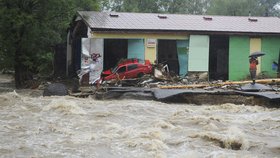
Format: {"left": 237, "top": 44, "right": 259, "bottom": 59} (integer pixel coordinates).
{"left": 153, "top": 88, "right": 234, "bottom": 100}
{"left": 93, "top": 86, "right": 279, "bottom": 106}
{"left": 236, "top": 91, "right": 280, "bottom": 100}
{"left": 240, "top": 83, "right": 273, "bottom": 92}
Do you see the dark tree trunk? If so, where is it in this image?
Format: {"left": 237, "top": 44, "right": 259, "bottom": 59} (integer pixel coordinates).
{"left": 14, "top": 25, "right": 31, "bottom": 89}
{"left": 14, "top": 55, "right": 31, "bottom": 89}
{"left": 14, "top": 62, "right": 25, "bottom": 89}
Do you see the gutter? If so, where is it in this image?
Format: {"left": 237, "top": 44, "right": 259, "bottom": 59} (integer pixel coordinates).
{"left": 90, "top": 28, "right": 280, "bottom": 36}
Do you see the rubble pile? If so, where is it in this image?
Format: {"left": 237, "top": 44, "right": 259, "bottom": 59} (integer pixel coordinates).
{"left": 98, "top": 63, "right": 280, "bottom": 91}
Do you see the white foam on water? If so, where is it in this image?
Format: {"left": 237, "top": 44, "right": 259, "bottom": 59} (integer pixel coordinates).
{"left": 154, "top": 119, "right": 176, "bottom": 129}
{"left": 195, "top": 126, "right": 249, "bottom": 150}
{"left": 43, "top": 98, "right": 86, "bottom": 115}
{"left": 0, "top": 91, "right": 22, "bottom": 107}
{"left": 203, "top": 122, "right": 219, "bottom": 131}
{"left": 173, "top": 151, "right": 203, "bottom": 158}
{"left": 0, "top": 93, "right": 279, "bottom": 157}
{"left": 224, "top": 126, "right": 250, "bottom": 150}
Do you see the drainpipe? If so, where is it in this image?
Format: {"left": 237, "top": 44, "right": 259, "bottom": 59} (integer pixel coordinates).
{"left": 66, "top": 31, "right": 71, "bottom": 77}
{"left": 277, "top": 49, "right": 280, "bottom": 78}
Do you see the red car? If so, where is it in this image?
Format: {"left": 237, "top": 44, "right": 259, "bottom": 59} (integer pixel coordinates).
{"left": 101, "top": 59, "right": 153, "bottom": 81}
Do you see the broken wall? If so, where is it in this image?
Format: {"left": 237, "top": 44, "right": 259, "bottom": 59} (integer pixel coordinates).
{"left": 81, "top": 38, "right": 104, "bottom": 84}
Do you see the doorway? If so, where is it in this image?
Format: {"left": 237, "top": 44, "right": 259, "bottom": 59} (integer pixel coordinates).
{"left": 157, "top": 40, "right": 179, "bottom": 75}
{"left": 209, "top": 35, "right": 229, "bottom": 81}
{"left": 104, "top": 39, "right": 128, "bottom": 70}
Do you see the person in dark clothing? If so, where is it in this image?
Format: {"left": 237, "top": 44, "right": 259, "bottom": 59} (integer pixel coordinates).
{"left": 249, "top": 57, "right": 258, "bottom": 84}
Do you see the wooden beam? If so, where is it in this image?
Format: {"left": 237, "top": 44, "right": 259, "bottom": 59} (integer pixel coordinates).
{"left": 159, "top": 79, "right": 280, "bottom": 89}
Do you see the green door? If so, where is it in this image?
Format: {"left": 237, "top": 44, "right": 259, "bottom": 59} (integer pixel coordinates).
{"left": 177, "top": 40, "right": 189, "bottom": 77}
{"left": 128, "top": 39, "right": 145, "bottom": 60}
{"left": 229, "top": 36, "right": 250, "bottom": 81}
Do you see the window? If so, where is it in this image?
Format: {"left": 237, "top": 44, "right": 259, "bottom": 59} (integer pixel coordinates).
{"left": 128, "top": 64, "right": 138, "bottom": 71}
{"left": 117, "top": 66, "right": 126, "bottom": 73}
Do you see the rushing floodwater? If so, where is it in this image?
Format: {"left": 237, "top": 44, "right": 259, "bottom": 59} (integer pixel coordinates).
{"left": 0, "top": 88, "right": 279, "bottom": 158}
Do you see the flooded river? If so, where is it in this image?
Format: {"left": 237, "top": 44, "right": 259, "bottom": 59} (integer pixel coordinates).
{"left": 0, "top": 89, "right": 279, "bottom": 158}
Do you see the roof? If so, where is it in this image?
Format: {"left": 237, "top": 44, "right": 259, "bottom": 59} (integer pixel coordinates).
{"left": 77, "top": 11, "right": 280, "bottom": 35}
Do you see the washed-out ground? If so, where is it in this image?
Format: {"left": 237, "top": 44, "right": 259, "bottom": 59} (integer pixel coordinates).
{"left": 0, "top": 74, "right": 279, "bottom": 158}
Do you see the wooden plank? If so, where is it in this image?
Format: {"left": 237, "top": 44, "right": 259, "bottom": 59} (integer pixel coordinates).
{"left": 159, "top": 78, "right": 280, "bottom": 89}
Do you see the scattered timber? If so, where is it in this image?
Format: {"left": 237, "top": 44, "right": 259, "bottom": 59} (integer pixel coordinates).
{"left": 159, "top": 79, "right": 280, "bottom": 89}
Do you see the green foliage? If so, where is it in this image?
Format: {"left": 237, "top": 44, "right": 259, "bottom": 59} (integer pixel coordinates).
{"left": 0, "top": 0, "right": 99, "bottom": 87}
{"left": 36, "top": 52, "right": 54, "bottom": 75}
{"left": 101, "top": 0, "right": 161, "bottom": 13}
{"left": 101, "top": 0, "right": 279, "bottom": 16}
{"left": 158, "top": 0, "right": 209, "bottom": 14}
{"left": 101, "top": 0, "right": 210, "bottom": 14}
{"left": 207, "top": 0, "right": 280, "bottom": 16}
{"left": 0, "top": 0, "right": 279, "bottom": 87}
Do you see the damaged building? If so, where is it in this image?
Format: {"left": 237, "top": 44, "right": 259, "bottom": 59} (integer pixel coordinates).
{"left": 67, "top": 11, "right": 280, "bottom": 83}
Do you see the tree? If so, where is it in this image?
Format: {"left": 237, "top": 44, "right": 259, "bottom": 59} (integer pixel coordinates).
{"left": 101, "top": 0, "right": 210, "bottom": 14}
{"left": 258, "top": 0, "right": 280, "bottom": 16}
{"left": 101, "top": 0, "right": 161, "bottom": 13}
{"left": 101, "top": 0, "right": 125, "bottom": 11}
{"left": 207, "top": 0, "right": 280, "bottom": 16}
{"left": 158, "top": 0, "right": 209, "bottom": 14}
{"left": 0, "top": 0, "right": 99, "bottom": 88}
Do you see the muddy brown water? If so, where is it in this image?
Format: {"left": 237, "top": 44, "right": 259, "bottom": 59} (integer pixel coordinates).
{"left": 0, "top": 88, "right": 280, "bottom": 158}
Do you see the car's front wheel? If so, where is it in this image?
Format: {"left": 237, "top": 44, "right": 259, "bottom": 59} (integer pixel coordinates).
{"left": 137, "top": 72, "right": 144, "bottom": 78}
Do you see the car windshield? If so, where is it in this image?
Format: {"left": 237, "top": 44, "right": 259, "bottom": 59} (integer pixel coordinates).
{"left": 111, "top": 66, "right": 118, "bottom": 73}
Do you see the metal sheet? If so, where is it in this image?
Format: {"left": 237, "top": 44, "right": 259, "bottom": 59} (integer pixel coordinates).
{"left": 77, "top": 11, "right": 280, "bottom": 34}
{"left": 80, "top": 38, "right": 104, "bottom": 84}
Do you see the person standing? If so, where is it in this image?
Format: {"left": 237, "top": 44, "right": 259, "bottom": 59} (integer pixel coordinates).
{"left": 249, "top": 57, "right": 258, "bottom": 84}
